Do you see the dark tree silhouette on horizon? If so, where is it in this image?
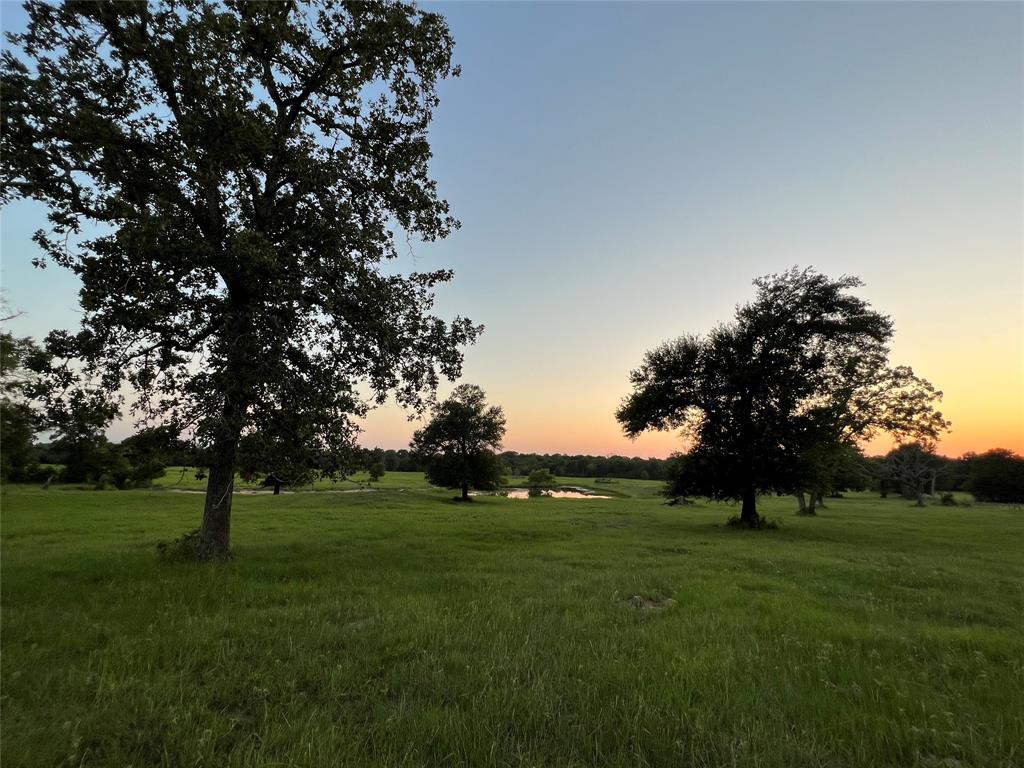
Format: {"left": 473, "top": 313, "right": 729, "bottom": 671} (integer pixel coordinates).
{"left": 967, "top": 448, "right": 1024, "bottom": 504}
{"left": 617, "top": 268, "right": 949, "bottom": 526}
{"left": 411, "top": 384, "right": 506, "bottom": 501}
{"left": 1, "top": 1, "right": 478, "bottom": 557}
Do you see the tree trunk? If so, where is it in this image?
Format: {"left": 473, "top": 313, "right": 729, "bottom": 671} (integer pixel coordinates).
{"left": 461, "top": 480, "right": 469, "bottom": 501}
{"left": 740, "top": 487, "right": 759, "bottom": 525}
{"left": 816, "top": 492, "right": 827, "bottom": 510}
{"left": 808, "top": 490, "right": 818, "bottom": 515}
{"left": 199, "top": 428, "right": 240, "bottom": 559}
{"left": 796, "top": 492, "right": 807, "bottom": 514}
{"left": 273, "top": 480, "right": 281, "bottom": 495}
{"left": 915, "top": 491, "right": 926, "bottom": 507}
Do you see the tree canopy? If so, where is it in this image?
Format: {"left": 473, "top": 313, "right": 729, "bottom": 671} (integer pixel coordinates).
{"left": 1, "top": 330, "right": 45, "bottom": 482}
{"left": 617, "top": 268, "right": 948, "bottom": 525}
{"left": 411, "top": 384, "right": 506, "bottom": 500}
{"left": 1, "top": 0, "right": 478, "bottom": 556}
{"left": 968, "top": 448, "right": 1024, "bottom": 504}
{"left": 881, "top": 442, "right": 942, "bottom": 507}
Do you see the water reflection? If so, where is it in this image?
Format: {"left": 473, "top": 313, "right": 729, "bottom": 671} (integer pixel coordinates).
{"left": 500, "top": 487, "right": 612, "bottom": 500}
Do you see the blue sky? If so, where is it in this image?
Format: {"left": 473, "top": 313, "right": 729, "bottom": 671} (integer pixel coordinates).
{"left": 2, "top": 1, "right": 1021, "bottom": 456}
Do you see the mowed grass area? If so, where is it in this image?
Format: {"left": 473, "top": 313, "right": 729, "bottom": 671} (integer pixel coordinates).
{"left": 2, "top": 479, "right": 1022, "bottom": 767}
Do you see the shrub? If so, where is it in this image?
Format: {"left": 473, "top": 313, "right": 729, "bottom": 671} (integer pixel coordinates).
{"left": 526, "top": 468, "right": 557, "bottom": 487}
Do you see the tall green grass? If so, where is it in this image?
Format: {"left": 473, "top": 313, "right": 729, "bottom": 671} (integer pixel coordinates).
{"left": 2, "top": 483, "right": 1021, "bottom": 767}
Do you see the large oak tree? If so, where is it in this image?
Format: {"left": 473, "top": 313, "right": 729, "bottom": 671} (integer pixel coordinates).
{"left": 617, "top": 269, "right": 948, "bottom": 525}
{"left": 1, "top": 0, "right": 479, "bottom": 556}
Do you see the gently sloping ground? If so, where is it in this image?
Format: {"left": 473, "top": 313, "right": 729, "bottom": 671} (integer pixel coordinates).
{"left": 2, "top": 487, "right": 1022, "bottom": 767}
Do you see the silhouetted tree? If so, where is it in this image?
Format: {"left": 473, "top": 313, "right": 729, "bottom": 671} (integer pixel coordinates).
{"left": 367, "top": 461, "right": 385, "bottom": 483}
{"left": 1, "top": 331, "right": 45, "bottom": 481}
{"left": 968, "top": 449, "right": 1024, "bottom": 503}
{"left": 497, "top": 451, "right": 669, "bottom": 480}
{"left": 618, "top": 269, "right": 948, "bottom": 525}
{"left": 2, "top": 1, "right": 478, "bottom": 556}
{"left": 236, "top": 424, "right": 354, "bottom": 495}
{"left": 119, "top": 424, "right": 183, "bottom": 487}
{"left": 793, "top": 443, "right": 872, "bottom": 514}
{"left": 45, "top": 388, "right": 126, "bottom": 486}
{"left": 884, "top": 443, "right": 941, "bottom": 506}
{"left": 411, "top": 384, "right": 506, "bottom": 500}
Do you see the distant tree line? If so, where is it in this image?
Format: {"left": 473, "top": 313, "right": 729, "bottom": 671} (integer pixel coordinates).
{"left": 498, "top": 452, "right": 668, "bottom": 481}
{"left": 350, "top": 447, "right": 670, "bottom": 481}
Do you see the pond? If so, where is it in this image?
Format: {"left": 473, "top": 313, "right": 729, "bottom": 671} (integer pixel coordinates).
{"left": 478, "top": 486, "right": 613, "bottom": 500}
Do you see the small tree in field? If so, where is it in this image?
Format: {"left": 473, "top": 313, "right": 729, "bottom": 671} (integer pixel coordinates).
{"left": 2, "top": 1, "right": 478, "bottom": 557}
{"left": 367, "top": 461, "right": 385, "bottom": 483}
{"left": 526, "top": 468, "right": 557, "bottom": 487}
{"left": 411, "top": 384, "right": 506, "bottom": 500}
{"left": 618, "top": 269, "right": 948, "bottom": 526}
{"left": 884, "top": 443, "right": 941, "bottom": 506}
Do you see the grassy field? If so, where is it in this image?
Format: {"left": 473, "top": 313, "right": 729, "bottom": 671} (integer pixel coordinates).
{"left": 2, "top": 477, "right": 1022, "bottom": 767}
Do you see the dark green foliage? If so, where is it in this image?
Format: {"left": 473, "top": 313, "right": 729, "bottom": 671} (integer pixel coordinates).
{"left": 882, "top": 443, "right": 941, "bottom": 506}
{"left": 318, "top": 448, "right": 672, "bottom": 480}
{"left": 361, "top": 447, "right": 386, "bottom": 482}
{"left": 526, "top": 468, "right": 557, "bottom": 487}
{"left": 53, "top": 434, "right": 129, "bottom": 488}
{"left": 412, "top": 384, "right": 506, "bottom": 500}
{"left": 423, "top": 449, "right": 504, "bottom": 499}
{"left": 1, "top": 331, "right": 45, "bottom": 481}
{"left": 41, "top": 387, "right": 125, "bottom": 487}
{"left": 235, "top": 428, "right": 353, "bottom": 494}
{"left": 968, "top": 449, "right": 1024, "bottom": 503}
{"left": 618, "top": 268, "right": 948, "bottom": 525}
{"left": 357, "top": 448, "right": 421, "bottom": 473}
{"left": 155, "top": 529, "right": 209, "bottom": 563}
{"left": 827, "top": 445, "right": 873, "bottom": 493}
{"left": 118, "top": 425, "right": 184, "bottom": 487}
{"left": 499, "top": 452, "right": 668, "bottom": 480}
{"left": 0, "top": 401, "right": 37, "bottom": 482}
{"left": 367, "top": 461, "right": 385, "bottom": 483}
{"left": 2, "top": 1, "right": 477, "bottom": 556}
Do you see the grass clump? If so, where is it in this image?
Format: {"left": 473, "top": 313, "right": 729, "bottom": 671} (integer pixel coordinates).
{"left": 155, "top": 528, "right": 205, "bottom": 562}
